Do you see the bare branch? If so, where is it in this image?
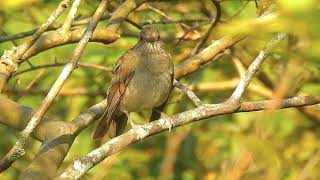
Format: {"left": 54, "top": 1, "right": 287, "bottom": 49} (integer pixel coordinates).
{"left": 191, "top": 0, "right": 221, "bottom": 55}
{"left": 229, "top": 32, "right": 287, "bottom": 102}
{"left": 140, "top": 18, "right": 209, "bottom": 26}
{"left": 13, "top": 62, "right": 112, "bottom": 77}
{"left": 174, "top": 12, "right": 278, "bottom": 79}
{"left": 57, "top": 96, "right": 320, "bottom": 179}
{"left": 173, "top": 79, "right": 203, "bottom": 107}
{"left": 61, "top": 0, "right": 82, "bottom": 31}
{"left": 0, "top": 13, "right": 111, "bottom": 43}
{"left": 238, "top": 96, "right": 320, "bottom": 112}
{"left": 21, "top": 29, "right": 119, "bottom": 61}
{"left": 106, "top": 0, "right": 148, "bottom": 33}
{"left": 5, "top": 88, "right": 106, "bottom": 97}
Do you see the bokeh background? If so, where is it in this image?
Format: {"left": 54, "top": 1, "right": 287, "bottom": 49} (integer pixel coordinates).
{"left": 0, "top": 0, "right": 320, "bottom": 179}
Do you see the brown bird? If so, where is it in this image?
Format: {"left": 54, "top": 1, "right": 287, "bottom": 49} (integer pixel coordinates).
{"left": 92, "top": 28, "right": 174, "bottom": 139}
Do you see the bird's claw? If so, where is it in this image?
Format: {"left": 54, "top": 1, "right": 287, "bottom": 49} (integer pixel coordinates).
{"left": 159, "top": 113, "right": 174, "bottom": 132}
{"left": 130, "top": 121, "right": 147, "bottom": 141}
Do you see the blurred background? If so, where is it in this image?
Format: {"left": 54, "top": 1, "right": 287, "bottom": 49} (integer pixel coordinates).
{"left": 0, "top": 0, "right": 320, "bottom": 179}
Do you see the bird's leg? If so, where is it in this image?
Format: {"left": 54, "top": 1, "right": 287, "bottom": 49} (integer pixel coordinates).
{"left": 125, "top": 111, "right": 139, "bottom": 128}
{"left": 161, "top": 112, "right": 175, "bottom": 132}
{"left": 125, "top": 111, "right": 146, "bottom": 140}
{"left": 129, "top": 119, "right": 138, "bottom": 129}
{"left": 155, "top": 110, "right": 175, "bottom": 132}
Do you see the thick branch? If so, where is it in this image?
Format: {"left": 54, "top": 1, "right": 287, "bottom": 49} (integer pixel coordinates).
{"left": 20, "top": 28, "right": 119, "bottom": 61}
{"left": 174, "top": 12, "right": 278, "bottom": 79}
{"left": 106, "top": 0, "right": 148, "bottom": 33}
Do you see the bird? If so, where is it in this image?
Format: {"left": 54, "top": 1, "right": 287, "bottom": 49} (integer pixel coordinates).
{"left": 92, "top": 27, "right": 174, "bottom": 139}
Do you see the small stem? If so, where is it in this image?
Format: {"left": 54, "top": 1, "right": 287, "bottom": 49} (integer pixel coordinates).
{"left": 61, "top": 0, "right": 82, "bottom": 31}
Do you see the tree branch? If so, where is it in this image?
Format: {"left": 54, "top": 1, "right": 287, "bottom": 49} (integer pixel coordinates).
{"left": 174, "top": 12, "right": 278, "bottom": 79}
{"left": 20, "top": 28, "right": 119, "bottom": 61}
{"left": 229, "top": 33, "right": 287, "bottom": 101}
{"left": 61, "top": 0, "right": 82, "bottom": 31}
{"left": 0, "top": 13, "right": 111, "bottom": 43}
{"left": 0, "top": 0, "right": 71, "bottom": 92}
{"left": 173, "top": 79, "right": 203, "bottom": 107}
{"left": 57, "top": 95, "right": 319, "bottom": 179}
{"left": 13, "top": 62, "right": 112, "bottom": 77}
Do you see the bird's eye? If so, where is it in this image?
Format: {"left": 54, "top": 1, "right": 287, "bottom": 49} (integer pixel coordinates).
{"left": 157, "top": 35, "right": 160, "bottom": 40}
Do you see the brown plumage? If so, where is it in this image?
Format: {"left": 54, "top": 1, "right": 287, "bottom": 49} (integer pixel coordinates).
{"left": 92, "top": 28, "right": 174, "bottom": 139}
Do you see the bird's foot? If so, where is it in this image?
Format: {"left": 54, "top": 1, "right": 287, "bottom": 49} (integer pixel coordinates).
{"left": 129, "top": 120, "right": 147, "bottom": 141}
{"left": 129, "top": 119, "right": 139, "bottom": 129}
{"left": 159, "top": 112, "right": 174, "bottom": 132}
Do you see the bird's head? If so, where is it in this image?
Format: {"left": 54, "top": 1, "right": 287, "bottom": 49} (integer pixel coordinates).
{"left": 139, "top": 27, "right": 161, "bottom": 43}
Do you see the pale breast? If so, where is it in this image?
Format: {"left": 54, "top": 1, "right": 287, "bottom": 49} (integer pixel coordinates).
{"left": 119, "top": 55, "right": 173, "bottom": 113}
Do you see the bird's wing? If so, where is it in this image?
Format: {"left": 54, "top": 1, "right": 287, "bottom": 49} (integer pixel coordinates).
{"left": 92, "top": 50, "right": 137, "bottom": 139}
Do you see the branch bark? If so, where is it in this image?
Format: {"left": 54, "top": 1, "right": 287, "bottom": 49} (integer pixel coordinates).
{"left": 57, "top": 95, "right": 319, "bottom": 179}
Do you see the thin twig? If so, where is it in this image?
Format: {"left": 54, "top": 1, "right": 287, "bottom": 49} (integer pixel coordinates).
{"left": 61, "top": 0, "right": 82, "bottom": 31}
{"left": 0, "top": 0, "right": 72, "bottom": 93}
{"left": 140, "top": 18, "right": 209, "bottom": 26}
{"left": 298, "top": 149, "right": 320, "bottom": 180}
{"left": 0, "top": 13, "right": 111, "bottom": 43}
{"left": 146, "top": 4, "right": 190, "bottom": 30}
{"left": 173, "top": 79, "right": 203, "bottom": 107}
{"left": 5, "top": 88, "right": 105, "bottom": 97}
{"left": 230, "top": 32, "right": 287, "bottom": 101}
{"left": 191, "top": 0, "right": 221, "bottom": 55}
{"left": 12, "top": 62, "right": 112, "bottom": 77}
{"left": 175, "top": 12, "right": 278, "bottom": 79}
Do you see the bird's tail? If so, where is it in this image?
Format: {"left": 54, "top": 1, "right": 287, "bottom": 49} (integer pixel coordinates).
{"left": 92, "top": 111, "right": 127, "bottom": 139}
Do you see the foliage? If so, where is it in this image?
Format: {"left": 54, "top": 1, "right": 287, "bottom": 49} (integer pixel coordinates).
{"left": 0, "top": 0, "right": 320, "bottom": 179}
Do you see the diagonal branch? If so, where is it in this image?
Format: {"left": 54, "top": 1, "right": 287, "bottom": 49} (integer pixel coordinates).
{"left": 229, "top": 32, "right": 287, "bottom": 102}
{"left": 20, "top": 28, "right": 119, "bottom": 62}
{"left": 61, "top": 0, "right": 82, "bottom": 31}
{"left": 0, "top": 13, "right": 111, "bottom": 43}
{"left": 174, "top": 12, "right": 278, "bottom": 79}
{"left": 0, "top": 0, "right": 71, "bottom": 92}
{"left": 173, "top": 79, "right": 203, "bottom": 107}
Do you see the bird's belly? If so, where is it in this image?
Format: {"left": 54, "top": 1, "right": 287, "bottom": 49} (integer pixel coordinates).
{"left": 119, "top": 71, "right": 171, "bottom": 112}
